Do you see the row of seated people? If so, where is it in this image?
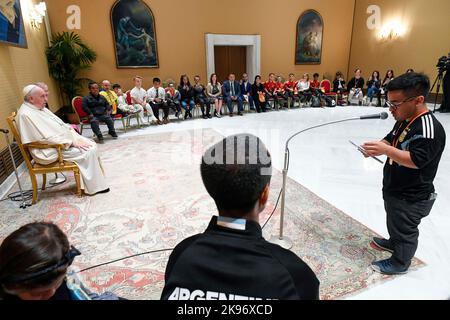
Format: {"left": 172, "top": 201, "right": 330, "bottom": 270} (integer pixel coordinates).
{"left": 79, "top": 68, "right": 416, "bottom": 143}
{"left": 0, "top": 134, "right": 320, "bottom": 300}
{"left": 335, "top": 68, "right": 415, "bottom": 106}
{"left": 79, "top": 73, "right": 321, "bottom": 142}
{"left": 98, "top": 72, "right": 336, "bottom": 122}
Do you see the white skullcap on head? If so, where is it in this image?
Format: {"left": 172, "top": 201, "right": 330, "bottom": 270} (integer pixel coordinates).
{"left": 23, "top": 84, "right": 39, "bottom": 98}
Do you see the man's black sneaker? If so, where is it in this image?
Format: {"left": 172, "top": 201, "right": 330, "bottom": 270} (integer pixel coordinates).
{"left": 372, "top": 237, "right": 394, "bottom": 253}
{"left": 97, "top": 136, "right": 105, "bottom": 144}
{"left": 371, "top": 258, "right": 409, "bottom": 275}
{"left": 109, "top": 132, "right": 118, "bottom": 139}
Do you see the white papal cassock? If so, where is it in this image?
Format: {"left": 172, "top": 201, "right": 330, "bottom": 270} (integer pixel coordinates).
{"left": 16, "top": 102, "right": 108, "bottom": 195}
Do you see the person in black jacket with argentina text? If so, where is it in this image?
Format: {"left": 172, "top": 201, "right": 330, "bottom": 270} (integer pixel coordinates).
{"left": 161, "top": 134, "right": 320, "bottom": 300}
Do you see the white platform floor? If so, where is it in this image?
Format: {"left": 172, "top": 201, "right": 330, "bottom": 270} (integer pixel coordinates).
{"left": 82, "top": 105, "right": 450, "bottom": 299}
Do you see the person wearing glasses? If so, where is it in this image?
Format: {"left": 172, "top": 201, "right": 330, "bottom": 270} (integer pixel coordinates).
{"left": 0, "top": 222, "right": 120, "bottom": 300}
{"left": 362, "top": 73, "right": 446, "bottom": 275}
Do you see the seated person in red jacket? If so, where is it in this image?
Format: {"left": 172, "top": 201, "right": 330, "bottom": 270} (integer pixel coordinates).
{"left": 274, "top": 75, "right": 288, "bottom": 108}
{"left": 284, "top": 73, "right": 299, "bottom": 103}
{"left": 310, "top": 73, "right": 321, "bottom": 89}
{"left": 264, "top": 73, "right": 277, "bottom": 109}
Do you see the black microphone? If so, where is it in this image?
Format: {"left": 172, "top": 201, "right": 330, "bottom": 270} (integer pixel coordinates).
{"left": 360, "top": 112, "right": 389, "bottom": 120}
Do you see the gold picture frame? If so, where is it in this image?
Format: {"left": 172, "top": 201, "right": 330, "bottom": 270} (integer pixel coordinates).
{"left": 295, "top": 9, "right": 323, "bottom": 65}
{"left": 111, "top": 0, "right": 159, "bottom": 68}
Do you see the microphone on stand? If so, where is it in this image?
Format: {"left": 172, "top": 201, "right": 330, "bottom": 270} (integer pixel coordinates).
{"left": 360, "top": 112, "right": 389, "bottom": 120}
{"left": 269, "top": 112, "right": 389, "bottom": 249}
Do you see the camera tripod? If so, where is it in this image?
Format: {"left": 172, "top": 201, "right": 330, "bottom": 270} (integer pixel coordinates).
{"left": 431, "top": 70, "right": 444, "bottom": 113}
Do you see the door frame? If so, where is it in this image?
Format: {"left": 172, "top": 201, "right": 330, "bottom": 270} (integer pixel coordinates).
{"left": 205, "top": 34, "right": 261, "bottom": 82}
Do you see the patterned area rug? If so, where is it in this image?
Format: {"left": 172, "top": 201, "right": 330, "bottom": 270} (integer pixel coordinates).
{"left": 0, "top": 128, "right": 424, "bottom": 300}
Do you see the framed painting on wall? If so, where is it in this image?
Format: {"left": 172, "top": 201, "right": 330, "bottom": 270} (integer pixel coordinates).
{"left": 0, "top": 0, "right": 27, "bottom": 48}
{"left": 111, "top": 0, "right": 158, "bottom": 68}
{"left": 295, "top": 10, "right": 323, "bottom": 65}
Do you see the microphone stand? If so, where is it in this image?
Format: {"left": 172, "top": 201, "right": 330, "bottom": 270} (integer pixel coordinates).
{"left": 270, "top": 116, "right": 381, "bottom": 249}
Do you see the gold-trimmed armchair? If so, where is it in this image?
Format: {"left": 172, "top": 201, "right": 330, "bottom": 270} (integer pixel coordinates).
{"left": 6, "top": 112, "right": 82, "bottom": 204}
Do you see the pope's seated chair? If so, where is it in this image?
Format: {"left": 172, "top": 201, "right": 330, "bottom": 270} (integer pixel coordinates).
{"left": 6, "top": 112, "right": 82, "bottom": 204}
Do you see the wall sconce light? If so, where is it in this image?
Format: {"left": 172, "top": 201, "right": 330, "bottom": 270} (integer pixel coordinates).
{"left": 378, "top": 20, "right": 407, "bottom": 41}
{"left": 30, "top": 2, "right": 47, "bottom": 30}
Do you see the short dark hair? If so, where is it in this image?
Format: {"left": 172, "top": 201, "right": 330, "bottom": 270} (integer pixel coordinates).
{"left": 88, "top": 81, "right": 97, "bottom": 89}
{"left": 289, "top": 73, "right": 295, "bottom": 77}
{"left": 201, "top": 134, "right": 272, "bottom": 213}
{"left": 153, "top": 77, "right": 161, "bottom": 83}
{"left": 313, "top": 73, "right": 319, "bottom": 78}
{"left": 0, "top": 222, "right": 70, "bottom": 296}
{"left": 386, "top": 72, "right": 430, "bottom": 99}
{"left": 112, "top": 84, "right": 121, "bottom": 89}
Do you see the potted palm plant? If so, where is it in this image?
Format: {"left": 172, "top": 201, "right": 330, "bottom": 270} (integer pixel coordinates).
{"left": 46, "top": 32, "right": 97, "bottom": 123}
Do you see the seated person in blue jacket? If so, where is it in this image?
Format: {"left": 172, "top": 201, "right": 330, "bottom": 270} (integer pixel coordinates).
{"left": 0, "top": 222, "right": 120, "bottom": 300}
{"left": 161, "top": 134, "right": 319, "bottom": 300}
{"left": 223, "top": 73, "right": 244, "bottom": 116}
{"left": 240, "top": 73, "right": 255, "bottom": 110}
{"left": 366, "top": 70, "right": 382, "bottom": 106}
{"left": 82, "top": 82, "right": 118, "bottom": 143}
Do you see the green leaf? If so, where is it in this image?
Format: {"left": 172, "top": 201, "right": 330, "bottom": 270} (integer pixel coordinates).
{"left": 46, "top": 32, "right": 97, "bottom": 106}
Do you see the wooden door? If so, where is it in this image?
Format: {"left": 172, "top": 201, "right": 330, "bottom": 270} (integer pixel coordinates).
{"left": 214, "top": 46, "right": 247, "bottom": 83}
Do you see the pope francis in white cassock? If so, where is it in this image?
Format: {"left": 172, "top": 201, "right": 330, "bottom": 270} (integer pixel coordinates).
{"left": 16, "top": 84, "right": 109, "bottom": 195}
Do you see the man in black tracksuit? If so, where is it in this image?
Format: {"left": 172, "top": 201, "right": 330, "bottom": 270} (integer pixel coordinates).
{"left": 161, "top": 134, "right": 319, "bottom": 300}
{"left": 363, "top": 73, "right": 446, "bottom": 275}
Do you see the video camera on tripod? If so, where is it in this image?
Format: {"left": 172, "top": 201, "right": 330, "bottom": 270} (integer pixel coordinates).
{"left": 436, "top": 55, "right": 449, "bottom": 74}
{"left": 432, "top": 53, "right": 450, "bottom": 113}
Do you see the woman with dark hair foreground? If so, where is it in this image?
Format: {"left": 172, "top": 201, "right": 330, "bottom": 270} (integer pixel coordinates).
{"left": 0, "top": 222, "right": 120, "bottom": 300}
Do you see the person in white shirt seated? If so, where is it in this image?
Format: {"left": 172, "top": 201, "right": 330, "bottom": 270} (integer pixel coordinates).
{"left": 16, "top": 85, "right": 109, "bottom": 195}
{"left": 112, "top": 84, "right": 142, "bottom": 115}
{"left": 147, "top": 78, "right": 169, "bottom": 125}
{"left": 130, "top": 76, "right": 157, "bottom": 124}
{"left": 297, "top": 73, "right": 312, "bottom": 103}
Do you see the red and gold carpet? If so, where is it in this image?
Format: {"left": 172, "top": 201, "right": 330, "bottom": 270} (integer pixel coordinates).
{"left": 0, "top": 129, "right": 423, "bottom": 299}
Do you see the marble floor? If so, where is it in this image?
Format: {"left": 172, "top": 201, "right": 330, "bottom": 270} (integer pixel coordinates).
{"left": 8, "top": 105, "right": 450, "bottom": 299}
